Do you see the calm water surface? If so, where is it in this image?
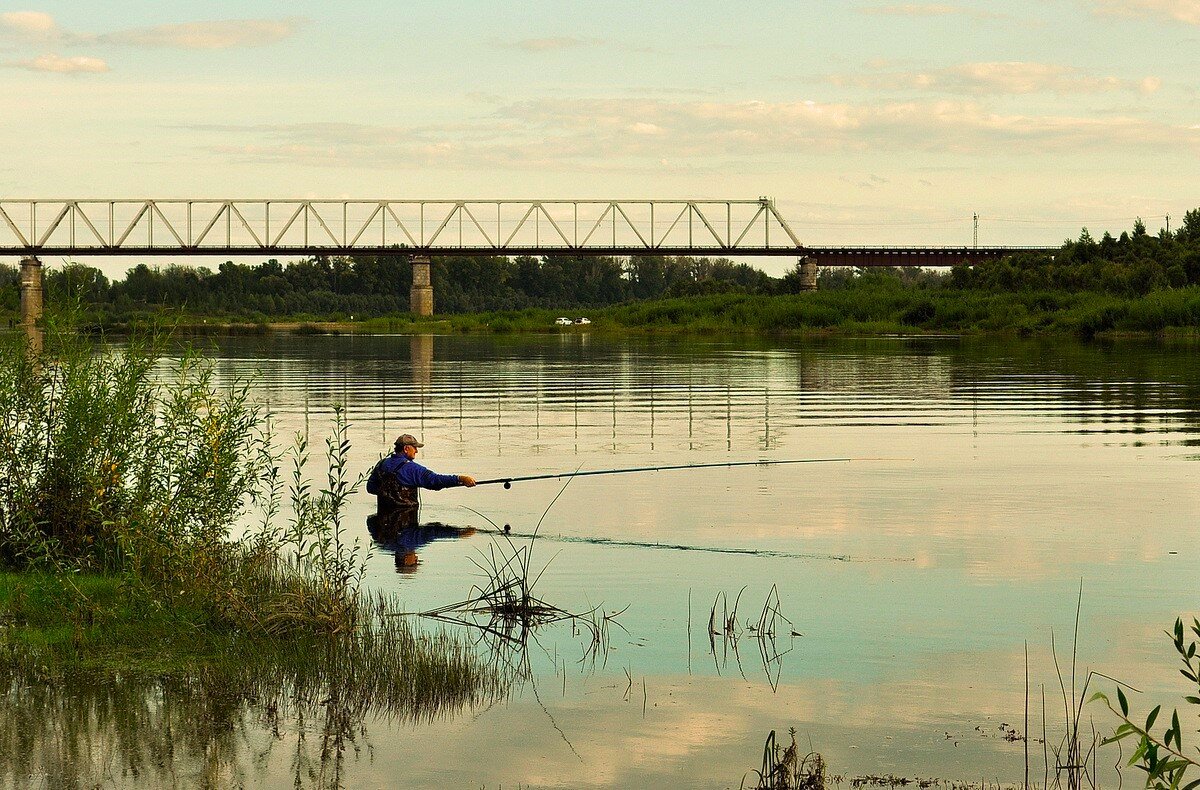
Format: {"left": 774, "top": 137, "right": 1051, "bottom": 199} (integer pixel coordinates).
{"left": 14, "top": 333, "right": 1200, "bottom": 788}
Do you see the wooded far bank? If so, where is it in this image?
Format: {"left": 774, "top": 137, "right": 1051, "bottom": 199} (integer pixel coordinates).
{"left": 3, "top": 210, "right": 1199, "bottom": 338}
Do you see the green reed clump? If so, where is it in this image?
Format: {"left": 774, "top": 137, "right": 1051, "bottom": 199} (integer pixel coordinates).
{"left": 0, "top": 327, "right": 259, "bottom": 575}
{"left": 0, "top": 326, "right": 366, "bottom": 637}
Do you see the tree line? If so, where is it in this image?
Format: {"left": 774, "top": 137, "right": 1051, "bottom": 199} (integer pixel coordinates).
{"left": 0, "top": 254, "right": 777, "bottom": 321}
{"left": 1, "top": 209, "right": 1197, "bottom": 321}
{"left": 949, "top": 209, "right": 1200, "bottom": 296}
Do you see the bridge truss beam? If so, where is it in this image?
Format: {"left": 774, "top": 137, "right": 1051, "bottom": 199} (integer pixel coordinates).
{"left": 0, "top": 198, "right": 806, "bottom": 257}
{"left": 803, "top": 246, "right": 1053, "bottom": 267}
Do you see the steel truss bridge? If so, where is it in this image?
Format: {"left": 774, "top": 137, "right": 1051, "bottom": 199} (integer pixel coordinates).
{"left": 0, "top": 198, "right": 1052, "bottom": 264}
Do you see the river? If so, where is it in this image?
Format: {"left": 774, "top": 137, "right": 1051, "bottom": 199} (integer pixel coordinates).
{"left": 14, "top": 332, "right": 1200, "bottom": 788}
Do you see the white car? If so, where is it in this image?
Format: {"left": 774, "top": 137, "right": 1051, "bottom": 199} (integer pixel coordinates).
{"left": 554, "top": 317, "right": 572, "bottom": 326}
{"left": 574, "top": 317, "right": 592, "bottom": 325}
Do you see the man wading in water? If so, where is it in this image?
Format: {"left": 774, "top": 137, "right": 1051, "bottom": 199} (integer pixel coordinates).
{"left": 367, "top": 433, "right": 476, "bottom": 531}
{"left": 366, "top": 434, "right": 477, "bottom": 571}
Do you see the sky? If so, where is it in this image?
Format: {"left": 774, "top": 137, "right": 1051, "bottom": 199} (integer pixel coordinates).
{"left": 1, "top": 0, "right": 1198, "bottom": 276}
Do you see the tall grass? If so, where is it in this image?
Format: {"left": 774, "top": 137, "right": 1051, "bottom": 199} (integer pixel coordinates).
{"left": 0, "top": 324, "right": 426, "bottom": 638}
{"left": 0, "top": 327, "right": 259, "bottom": 576}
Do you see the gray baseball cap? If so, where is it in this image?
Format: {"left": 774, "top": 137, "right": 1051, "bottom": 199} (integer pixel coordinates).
{"left": 395, "top": 433, "right": 424, "bottom": 449}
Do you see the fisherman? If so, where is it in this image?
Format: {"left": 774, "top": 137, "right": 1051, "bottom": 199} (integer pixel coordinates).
{"left": 366, "top": 434, "right": 476, "bottom": 519}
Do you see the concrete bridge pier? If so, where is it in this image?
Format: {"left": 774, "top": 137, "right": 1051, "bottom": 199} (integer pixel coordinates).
{"left": 410, "top": 254, "right": 433, "bottom": 316}
{"left": 19, "top": 256, "right": 44, "bottom": 353}
{"left": 798, "top": 257, "right": 818, "bottom": 291}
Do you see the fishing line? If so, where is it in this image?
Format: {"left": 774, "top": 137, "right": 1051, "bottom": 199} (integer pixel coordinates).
{"left": 473, "top": 527, "right": 913, "bottom": 564}
{"left": 460, "top": 457, "right": 914, "bottom": 562}
{"left": 476, "top": 456, "right": 903, "bottom": 489}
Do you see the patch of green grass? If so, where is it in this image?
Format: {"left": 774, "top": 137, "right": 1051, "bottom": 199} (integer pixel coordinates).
{"left": 0, "top": 571, "right": 237, "bottom": 672}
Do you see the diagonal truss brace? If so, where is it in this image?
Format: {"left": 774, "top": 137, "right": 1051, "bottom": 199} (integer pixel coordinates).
{"left": 0, "top": 198, "right": 806, "bottom": 255}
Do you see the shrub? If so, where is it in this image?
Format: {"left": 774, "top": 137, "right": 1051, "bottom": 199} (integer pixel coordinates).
{"left": 0, "top": 329, "right": 258, "bottom": 573}
{"left": 0, "top": 326, "right": 371, "bottom": 636}
{"left": 1094, "top": 617, "right": 1200, "bottom": 786}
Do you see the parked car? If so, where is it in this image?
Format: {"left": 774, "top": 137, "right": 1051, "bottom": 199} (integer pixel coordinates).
{"left": 574, "top": 317, "right": 591, "bottom": 325}
{"left": 554, "top": 317, "right": 572, "bottom": 326}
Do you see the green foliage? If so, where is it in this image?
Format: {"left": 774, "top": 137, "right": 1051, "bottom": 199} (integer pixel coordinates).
{"left": 42, "top": 252, "right": 776, "bottom": 323}
{"left": 1093, "top": 617, "right": 1200, "bottom": 787}
{"left": 0, "top": 327, "right": 258, "bottom": 573}
{"left": 953, "top": 214, "right": 1200, "bottom": 297}
{"left": 0, "top": 325, "right": 378, "bottom": 638}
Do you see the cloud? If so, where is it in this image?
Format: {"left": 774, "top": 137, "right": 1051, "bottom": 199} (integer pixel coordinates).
{"left": 502, "top": 36, "right": 597, "bottom": 52}
{"left": 1090, "top": 0, "right": 1200, "bottom": 24}
{"left": 0, "top": 11, "right": 61, "bottom": 38}
{"left": 4, "top": 52, "right": 108, "bottom": 73}
{"left": 0, "top": 11, "right": 307, "bottom": 50}
{"left": 830, "top": 61, "right": 1162, "bottom": 95}
{"left": 99, "top": 18, "right": 308, "bottom": 49}
{"left": 856, "top": 3, "right": 1005, "bottom": 18}
{"left": 183, "top": 96, "right": 1200, "bottom": 173}
{"left": 629, "top": 122, "right": 666, "bottom": 135}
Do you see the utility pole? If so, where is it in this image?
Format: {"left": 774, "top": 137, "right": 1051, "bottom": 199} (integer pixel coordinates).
{"left": 1166, "top": 214, "right": 1170, "bottom": 234}
{"left": 973, "top": 213, "right": 978, "bottom": 248}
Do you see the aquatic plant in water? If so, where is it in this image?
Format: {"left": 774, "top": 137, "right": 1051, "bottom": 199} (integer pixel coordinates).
{"left": 707, "top": 585, "right": 797, "bottom": 691}
{"left": 1092, "top": 617, "right": 1200, "bottom": 788}
{"left": 744, "top": 729, "right": 826, "bottom": 790}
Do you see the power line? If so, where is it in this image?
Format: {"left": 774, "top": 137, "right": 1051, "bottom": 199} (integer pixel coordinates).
{"left": 984, "top": 215, "right": 1167, "bottom": 225}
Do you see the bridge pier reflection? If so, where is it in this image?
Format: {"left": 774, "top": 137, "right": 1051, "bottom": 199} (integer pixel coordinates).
{"left": 410, "top": 333, "right": 433, "bottom": 388}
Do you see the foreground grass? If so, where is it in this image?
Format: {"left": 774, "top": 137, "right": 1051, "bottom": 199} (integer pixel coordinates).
{"left": 0, "top": 327, "right": 503, "bottom": 726}
{"left": 0, "top": 572, "right": 221, "bottom": 672}
{"left": 0, "top": 570, "right": 502, "bottom": 724}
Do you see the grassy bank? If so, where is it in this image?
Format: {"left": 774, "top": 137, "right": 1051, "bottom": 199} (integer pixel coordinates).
{"left": 0, "top": 327, "right": 502, "bottom": 720}
{"left": 1, "top": 569, "right": 502, "bottom": 787}
{"left": 81, "top": 282, "right": 1200, "bottom": 340}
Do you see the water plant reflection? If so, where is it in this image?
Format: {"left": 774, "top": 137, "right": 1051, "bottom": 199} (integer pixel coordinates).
{"left": 409, "top": 492, "right": 628, "bottom": 683}
{"left": 0, "top": 610, "right": 503, "bottom": 789}
{"left": 708, "top": 586, "right": 798, "bottom": 692}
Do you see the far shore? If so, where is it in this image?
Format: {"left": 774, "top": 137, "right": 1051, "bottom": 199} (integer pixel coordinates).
{"left": 6, "top": 282, "right": 1200, "bottom": 341}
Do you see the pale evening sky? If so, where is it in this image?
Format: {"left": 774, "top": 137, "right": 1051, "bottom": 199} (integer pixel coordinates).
{"left": 2, "top": 1, "right": 1198, "bottom": 276}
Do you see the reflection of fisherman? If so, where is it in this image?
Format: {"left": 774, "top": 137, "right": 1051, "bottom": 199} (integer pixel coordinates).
{"left": 366, "top": 433, "right": 476, "bottom": 522}
{"left": 365, "top": 515, "right": 477, "bottom": 573}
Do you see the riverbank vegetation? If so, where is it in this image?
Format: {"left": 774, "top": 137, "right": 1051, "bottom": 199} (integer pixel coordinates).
{"left": 0, "top": 327, "right": 499, "bottom": 704}
{"left": 3, "top": 211, "right": 1200, "bottom": 338}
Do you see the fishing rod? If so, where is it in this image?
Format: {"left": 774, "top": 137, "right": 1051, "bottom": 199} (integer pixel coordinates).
{"left": 476, "top": 457, "right": 889, "bottom": 489}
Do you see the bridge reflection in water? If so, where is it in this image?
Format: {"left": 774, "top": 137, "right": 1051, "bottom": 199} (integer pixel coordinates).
{"left": 213, "top": 332, "right": 1199, "bottom": 480}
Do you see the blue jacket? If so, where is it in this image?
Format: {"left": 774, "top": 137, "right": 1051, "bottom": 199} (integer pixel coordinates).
{"left": 367, "top": 453, "right": 461, "bottom": 494}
